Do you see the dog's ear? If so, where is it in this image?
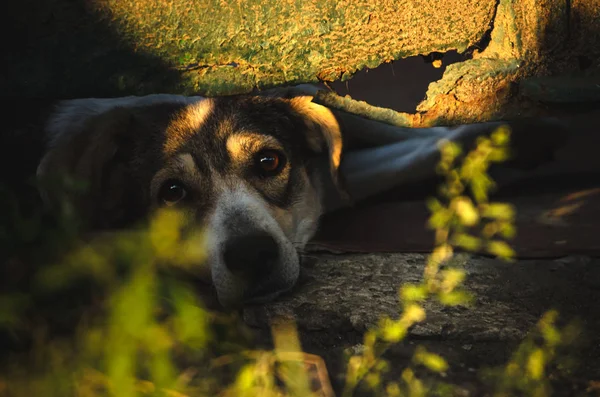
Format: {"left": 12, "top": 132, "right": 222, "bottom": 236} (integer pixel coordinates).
{"left": 37, "top": 106, "right": 141, "bottom": 228}
{"left": 288, "top": 95, "right": 350, "bottom": 203}
{"left": 257, "top": 86, "right": 343, "bottom": 177}
{"left": 263, "top": 86, "right": 345, "bottom": 193}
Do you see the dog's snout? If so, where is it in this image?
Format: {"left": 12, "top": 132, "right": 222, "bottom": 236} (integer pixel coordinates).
{"left": 222, "top": 232, "right": 279, "bottom": 279}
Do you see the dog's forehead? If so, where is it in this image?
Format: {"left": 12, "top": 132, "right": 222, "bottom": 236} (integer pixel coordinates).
{"left": 211, "top": 96, "right": 306, "bottom": 142}
{"left": 163, "top": 96, "right": 304, "bottom": 155}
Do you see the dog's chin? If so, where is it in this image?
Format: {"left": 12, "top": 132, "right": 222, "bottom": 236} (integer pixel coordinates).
{"left": 217, "top": 287, "right": 292, "bottom": 309}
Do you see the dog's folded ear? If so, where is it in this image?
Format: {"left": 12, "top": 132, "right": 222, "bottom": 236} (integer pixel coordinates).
{"left": 37, "top": 106, "right": 141, "bottom": 228}
{"left": 287, "top": 95, "right": 352, "bottom": 206}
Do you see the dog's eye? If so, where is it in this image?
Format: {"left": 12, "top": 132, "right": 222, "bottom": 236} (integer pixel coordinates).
{"left": 255, "top": 149, "right": 286, "bottom": 176}
{"left": 158, "top": 179, "right": 188, "bottom": 205}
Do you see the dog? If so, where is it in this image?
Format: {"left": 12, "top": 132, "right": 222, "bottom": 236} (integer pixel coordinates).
{"left": 3, "top": 86, "right": 568, "bottom": 308}
{"left": 31, "top": 88, "right": 347, "bottom": 308}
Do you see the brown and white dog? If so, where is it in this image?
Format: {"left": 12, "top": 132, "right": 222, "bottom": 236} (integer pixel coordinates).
{"left": 32, "top": 88, "right": 346, "bottom": 307}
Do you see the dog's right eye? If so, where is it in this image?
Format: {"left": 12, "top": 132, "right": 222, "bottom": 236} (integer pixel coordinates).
{"left": 158, "top": 179, "right": 188, "bottom": 206}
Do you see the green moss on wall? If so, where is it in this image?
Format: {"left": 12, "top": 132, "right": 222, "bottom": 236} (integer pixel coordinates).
{"left": 5, "top": 0, "right": 496, "bottom": 97}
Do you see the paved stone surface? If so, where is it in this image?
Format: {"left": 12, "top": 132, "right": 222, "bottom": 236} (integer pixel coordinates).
{"left": 243, "top": 252, "right": 600, "bottom": 394}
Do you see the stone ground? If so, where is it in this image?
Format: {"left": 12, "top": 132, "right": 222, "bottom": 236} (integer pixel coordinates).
{"left": 242, "top": 252, "right": 600, "bottom": 396}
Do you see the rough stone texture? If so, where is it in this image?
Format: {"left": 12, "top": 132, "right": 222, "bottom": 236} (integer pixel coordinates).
{"left": 99, "top": 0, "right": 496, "bottom": 89}
{"left": 315, "top": 0, "right": 600, "bottom": 127}
{"left": 411, "top": 0, "right": 600, "bottom": 125}
{"left": 4, "top": 0, "right": 496, "bottom": 97}
{"left": 6, "top": 0, "right": 600, "bottom": 129}
{"left": 243, "top": 253, "right": 600, "bottom": 394}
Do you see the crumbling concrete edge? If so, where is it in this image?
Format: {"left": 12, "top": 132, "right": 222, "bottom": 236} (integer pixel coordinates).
{"left": 314, "top": 0, "right": 562, "bottom": 128}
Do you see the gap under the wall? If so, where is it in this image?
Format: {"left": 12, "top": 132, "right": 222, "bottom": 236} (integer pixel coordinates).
{"left": 325, "top": 50, "right": 468, "bottom": 113}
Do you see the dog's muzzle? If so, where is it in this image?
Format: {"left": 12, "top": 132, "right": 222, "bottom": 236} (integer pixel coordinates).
{"left": 223, "top": 231, "right": 279, "bottom": 290}
{"left": 207, "top": 194, "right": 300, "bottom": 307}
{"left": 213, "top": 229, "right": 298, "bottom": 307}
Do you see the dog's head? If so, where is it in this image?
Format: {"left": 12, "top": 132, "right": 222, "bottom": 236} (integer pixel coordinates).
{"left": 37, "top": 94, "right": 344, "bottom": 307}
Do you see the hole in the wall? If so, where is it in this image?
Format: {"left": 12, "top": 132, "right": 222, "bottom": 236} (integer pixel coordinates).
{"left": 326, "top": 50, "right": 467, "bottom": 113}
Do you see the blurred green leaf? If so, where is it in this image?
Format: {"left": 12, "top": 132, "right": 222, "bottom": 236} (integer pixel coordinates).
{"left": 440, "top": 268, "right": 466, "bottom": 292}
{"left": 425, "top": 197, "right": 443, "bottom": 214}
{"left": 400, "top": 284, "right": 428, "bottom": 303}
{"left": 438, "top": 289, "right": 473, "bottom": 306}
{"left": 402, "top": 304, "right": 426, "bottom": 324}
{"left": 491, "top": 125, "right": 511, "bottom": 146}
{"left": 381, "top": 318, "right": 407, "bottom": 343}
{"left": 487, "top": 240, "right": 516, "bottom": 260}
{"left": 481, "top": 203, "right": 515, "bottom": 221}
{"left": 171, "top": 283, "right": 210, "bottom": 349}
{"left": 498, "top": 221, "right": 517, "bottom": 239}
{"left": 413, "top": 347, "right": 449, "bottom": 373}
{"left": 451, "top": 233, "right": 481, "bottom": 251}
{"left": 428, "top": 208, "right": 452, "bottom": 229}
{"left": 453, "top": 197, "right": 479, "bottom": 226}
{"left": 527, "top": 348, "right": 545, "bottom": 380}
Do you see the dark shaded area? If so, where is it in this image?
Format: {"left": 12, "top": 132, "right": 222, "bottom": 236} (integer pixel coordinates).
{"left": 3, "top": 0, "right": 185, "bottom": 98}
{"left": 328, "top": 51, "right": 466, "bottom": 113}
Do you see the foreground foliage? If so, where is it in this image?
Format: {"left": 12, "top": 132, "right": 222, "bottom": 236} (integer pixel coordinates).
{"left": 0, "top": 126, "right": 582, "bottom": 396}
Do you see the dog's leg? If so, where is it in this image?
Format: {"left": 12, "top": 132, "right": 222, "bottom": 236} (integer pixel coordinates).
{"left": 334, "top": 111, "right": 457, "bottom": 149}
{"left": 321, "top": 119, "right": 569, "bottom": 212}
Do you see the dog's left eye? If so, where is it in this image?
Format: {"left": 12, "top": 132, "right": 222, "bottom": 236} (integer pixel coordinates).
{"left": 255, "top": 149, "right": 286, "bottom": 176}
{"left": 158, "top": 179, "right": 188, "bottom": 205}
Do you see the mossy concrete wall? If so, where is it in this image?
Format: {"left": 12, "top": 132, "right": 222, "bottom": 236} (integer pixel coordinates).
{"left": 405, "top": 0, "right": 600, "bottom": 126}
{"left": 5, "top": 0, "right": 600, "bottom": 125}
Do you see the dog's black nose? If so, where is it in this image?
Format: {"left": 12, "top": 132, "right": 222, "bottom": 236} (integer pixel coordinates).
{"left": 223, "top": 232, "right": 279, "bottom": 279}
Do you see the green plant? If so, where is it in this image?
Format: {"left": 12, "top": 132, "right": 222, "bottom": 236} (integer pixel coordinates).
{"left": 339, "top": 126, "right": 581, "bottom": 397}
{"left": 0, "top": 126, "right": 583, "bottom": 397}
